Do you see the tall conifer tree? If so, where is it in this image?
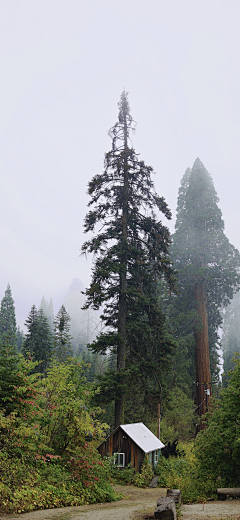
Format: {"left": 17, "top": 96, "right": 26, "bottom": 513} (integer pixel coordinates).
{"left": 82, "top": 91, "right": 175, "bottom": 427}
{"left": 53, "top": 305, "right": 72, "bottom": 362}
{"left": 0, "top": 283, "right": 17, "bottom": 352}
{"left": 39, "top": 296, "right": 54, "bottom": 331}
{"left": 171, "top": 159, "right": 240, "bottom": 425}
{"left": 22, "top": 305, "right": 53, "bottom": 373}
{"left": 0, "top": 284, "right": 18, "bottom": 413}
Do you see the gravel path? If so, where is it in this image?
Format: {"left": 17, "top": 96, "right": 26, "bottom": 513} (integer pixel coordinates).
{"left": 0, "top": 486, "right": 240, "bottom": 520}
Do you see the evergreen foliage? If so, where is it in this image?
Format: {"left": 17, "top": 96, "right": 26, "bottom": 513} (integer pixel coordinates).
{"left": 39, "top": 296, "right": 54, "bottom": 330}
{"left": 171, "top": 159, "right": 240, "bottom": 416}
{"left": 0, "top": 285, "right": 19, "bottom": 413}
{"left": 16, "top": 325, "right": 24, "bottom": 352}
{"left": 22, "top": 305, "right": 53, "bottom": 373}
{"left": 0, "top": 349, "right": 19, "bottom": 414}
{"left": 0, "top": 283, "right": 17, "bottom": 353}
{"left": 53, "top": 305, "right": 73, "bottom": 362}
{"left": 82, "top": 91, "right": 175, "bottom": 426}
{"left": 195, "top": 354, "right": 240, "bottom": 487}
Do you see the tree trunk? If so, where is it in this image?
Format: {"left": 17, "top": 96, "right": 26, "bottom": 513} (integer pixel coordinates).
{"left": 115, "top": 101, "right": 128, "bottom": 428}
{"left": 194, "top": 282, "right": 211, "bottom": 431}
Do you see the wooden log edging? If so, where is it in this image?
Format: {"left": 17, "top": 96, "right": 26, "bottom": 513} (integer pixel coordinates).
{"left": 154, "top": 497, "right": 177, "bottom": 520}
{"left": 217, "top": 488, "right": 240, "bottom": 500}
{"left": 167, "top": 489, "right": 181, "bottom": 506}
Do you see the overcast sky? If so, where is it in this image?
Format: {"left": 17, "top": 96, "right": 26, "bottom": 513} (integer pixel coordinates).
{"left": 1, "top": 0, "right": 240, "bottom": 328}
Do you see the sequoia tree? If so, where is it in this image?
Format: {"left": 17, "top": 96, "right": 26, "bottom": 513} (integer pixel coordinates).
{"left": 171, "top": 159, "right": 240, "bottom": 425}
{"left": 82, "top": 91, "right": 175, "bottom": 427}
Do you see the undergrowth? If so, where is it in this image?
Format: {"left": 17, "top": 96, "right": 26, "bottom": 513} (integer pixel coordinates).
{"left": 155, "top": 442, "right": 222, "bottom": 503}
{"left": 108, "top": 454, "right": 153, "bottom": 487}
{"left": 0, "top": 453, "right": 121, "bottom": 514}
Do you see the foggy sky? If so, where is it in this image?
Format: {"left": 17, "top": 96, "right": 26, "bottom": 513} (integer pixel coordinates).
{"left": 1, "top": 0, "right": 240, "bottom": 328}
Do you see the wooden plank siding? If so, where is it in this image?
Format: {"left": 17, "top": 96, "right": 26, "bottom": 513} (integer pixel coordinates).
{"left": 98, "top": 426, "right": 145, "bottom": 473}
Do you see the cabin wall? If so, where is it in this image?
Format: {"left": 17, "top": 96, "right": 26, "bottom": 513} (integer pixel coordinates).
{"left": 148, "top": 449, "right": 161, "bottom": 470}
{"left": 98, "top": 428, "right": 145, "bottom": 472}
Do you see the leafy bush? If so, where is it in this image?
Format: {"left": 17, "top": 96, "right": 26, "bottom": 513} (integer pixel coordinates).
{"left": 155, "top": 443, "right": 218, "bottom": 503}
{"left": 0, "top": 457, "right": 119, "bottom": 513}
{"left": 154, "top": 359, "right": 240, "bottom": 503}
{"left": 0, "top": 357, "right": 120, "bottom": 514}
{"left": 195, "top": 355, "right": 240, "bottom": 488}
{"left": 133, "top": 456, "right": 153, "bottom": 488}
{"left": 111, "top": 464, "right": 136, "bottom": 485}
{"left": 107, "top": 453, "right": 155, "bottom": 487}
{"left": 106, "top": 454, "right": 135, "bottom": 484}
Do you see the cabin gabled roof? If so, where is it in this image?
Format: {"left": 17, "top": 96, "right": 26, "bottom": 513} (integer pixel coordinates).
{"left": 120, "top": 422, "right": 165, "bottom": 453}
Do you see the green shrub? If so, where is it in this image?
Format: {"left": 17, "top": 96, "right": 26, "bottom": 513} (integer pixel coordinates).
{"left": 0, "top": 449, "right": 120, "bottom": 514}
{"left": 133, "top": 456, "right": 153, "bottom": 488}
{"left": 195, "top": 356, "right": 240, "bottom": 489}
{"left": 106, "top": 454, "right": 135, "bottom": 484}
{"left": 107, "top": 453, "right": 155, "bottom": 488}
{"left": 155, "top": 443, "right": 218, "bottom": 503}
{"left": 0, "top": 358, "right": 121, "bottom": 514}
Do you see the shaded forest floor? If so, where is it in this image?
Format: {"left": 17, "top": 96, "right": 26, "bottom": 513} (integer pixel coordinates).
{"left": 0, "top": 486, "right": 240, "bottom": 520}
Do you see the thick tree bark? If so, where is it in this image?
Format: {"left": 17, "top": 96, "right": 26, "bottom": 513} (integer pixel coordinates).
{"left": 194, "top": 282, "right": 211, "bottom": 430}
{"left": 115, "top": 103, "right": 128, "bottom": 428}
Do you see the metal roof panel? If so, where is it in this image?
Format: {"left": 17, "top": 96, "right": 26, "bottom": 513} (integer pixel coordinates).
{"left": 120, "top": 422, "right": 165, "bottom": 453}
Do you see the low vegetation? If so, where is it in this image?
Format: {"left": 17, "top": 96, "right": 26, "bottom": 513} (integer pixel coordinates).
{"left": 156, "top": 358, "right": 240, "bottom": 503}
{"left": 107, "top": 454, "right": 153, "bottom": 488}
{"left": 0, "top": 356, "right": 120, "bottom": 514}
{"left": 155, "top": 442, "right": 215, "bottom": 503}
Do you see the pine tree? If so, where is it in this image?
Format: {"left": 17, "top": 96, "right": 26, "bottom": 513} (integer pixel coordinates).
{"left": 39, "top": 295, "right": 48, "bottom": 319}
{"left": 171, "top": 159, "right": 240, "bottom": 424}
{"left": 0, "top": 283, "right": 17, "bottom": 353}
{"left": 39, "top": 296, "right": 54, "bottom": 331}
{"left": 82, "top": 91, "right": 175, "bottom": 427}
{"left": 0, "top": 349, "right": 19, "bottom": 414}
{"left": 0, "top": 284, "right": 18, "bottom": 413}
{"left": 53, "top": 305, "right": 72, "bottom": 362}
{"left": 48, "top": 298, "right": 54, "bottom": 331}
{"left": 22, "top": 305, "right": 53, "bottom": 373}
{"left": 16, "top": 325, "right": 25, "bottom": 352}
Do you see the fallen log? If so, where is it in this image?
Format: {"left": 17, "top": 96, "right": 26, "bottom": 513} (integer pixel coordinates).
{"left": 217, "top": 488, "right": 240, "bottom": 500}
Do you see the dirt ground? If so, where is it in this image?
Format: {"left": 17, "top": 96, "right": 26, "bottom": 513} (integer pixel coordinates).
{"left": 0, "top": 485, "right": 240, "bottom": 520}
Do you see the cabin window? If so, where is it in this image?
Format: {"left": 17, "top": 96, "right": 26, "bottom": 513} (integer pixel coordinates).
{"left": 155, "top": 451, "right": 158, "bottom": 465}
{"left": 114, "top": 453, "right": 125, "bottom": 467}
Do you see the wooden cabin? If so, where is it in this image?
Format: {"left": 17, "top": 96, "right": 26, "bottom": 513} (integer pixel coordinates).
{"left": 98, "top": 422, "right": 165, "bottom": 473}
